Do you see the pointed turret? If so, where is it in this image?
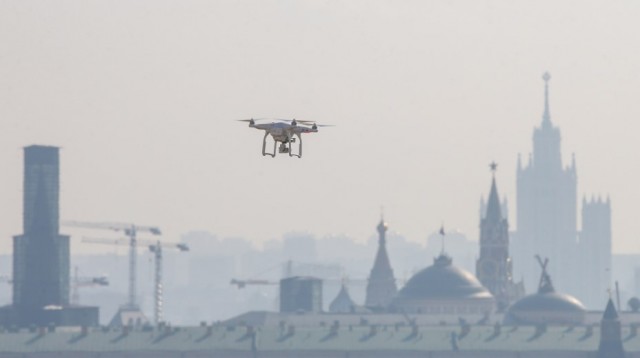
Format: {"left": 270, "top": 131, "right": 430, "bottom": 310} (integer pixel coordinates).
{"left": 329, "top": 283, "right": 356, "bottom": 313}
{"left": 485, "top": 162, "right": 502, "bottom": 223}
{"left": 365, "top": 215, "right": 397, "bottom": 310}
{"left": 598, "top": 298, "right": 625, "bottom": 358}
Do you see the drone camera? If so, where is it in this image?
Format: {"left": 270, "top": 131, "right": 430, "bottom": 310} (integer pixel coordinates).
{"left": 278, "top": 143, "right": 289, "bottom": 153}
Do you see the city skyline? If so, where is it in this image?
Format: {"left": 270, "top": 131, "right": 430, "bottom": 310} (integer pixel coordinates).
{"left": 2, "top": 1, "right": 639, "bottom": 256}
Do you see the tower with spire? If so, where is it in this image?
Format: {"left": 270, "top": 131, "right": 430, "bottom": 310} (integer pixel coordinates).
{"left": 477, "top": 163, "right": 524, "bottom": 310}
{"left": 364, "top": 215, "right": 397, "bottom": 310}
{"left": 514, "top": 72, "right": 579, "bottom": 296}
{"left": 598, "top": 298, "right": 625, "bottom": 358}
{"left": 513, "top": 73, "right": 612, "bottom": 309}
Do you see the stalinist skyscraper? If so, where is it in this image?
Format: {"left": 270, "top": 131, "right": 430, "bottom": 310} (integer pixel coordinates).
{"left": 513, "top": 72, "right": 578, "bottom": 295}
{"left": 512, "top": 74, "right": 611, "bottom": 308}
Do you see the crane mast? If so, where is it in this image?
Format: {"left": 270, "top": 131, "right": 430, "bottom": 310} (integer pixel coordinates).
{"left": 148, "top": 241, "right": 189, "bottom": 325}
{"left": 62, "top": 220, "right": 161, "bottom": 325}
{"left": 128, "top": 227, "right": 138, "bottom": 309}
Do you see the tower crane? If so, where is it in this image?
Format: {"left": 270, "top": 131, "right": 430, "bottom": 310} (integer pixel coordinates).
{"left": 70, "top": 266, "right": 109, "bottom": 305}
{"left": 80, "top": 236, "right": 188, "bottom": 325}
{"left": 62, "top": 221, "right": 161, "bottom": 312}
{"left": 1, "top": 270, "right": 108, "bottom": 306}
{"left": 148, "top": 241, "right": 189, "bottom": 325}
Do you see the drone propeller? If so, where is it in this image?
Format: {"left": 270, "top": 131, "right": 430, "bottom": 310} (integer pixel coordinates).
{"left": 296, "top": 120, "right": 334, "bottom": 127}
{"left": 236, "top": 118, "right": 280, "bottom": 122}
{"left": 237, "top": 118, "right": 334, "bottom": 127}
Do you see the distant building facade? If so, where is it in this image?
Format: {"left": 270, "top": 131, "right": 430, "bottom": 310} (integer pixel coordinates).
{"left": 512, "top": 74, "right": 611, "bottom": 308}
{"left": 580, "top": 197, "right": 612, "bottom": 308}
{"left": 279, "top": 276, "right": 322, "bottom": 313}
{"left": 0, "top": 145, "right": 98, "bottom": 327}
{"left": 476, "top": 164, "right": 524, "bottom": 310}
{"left": 364, "top": 217, "right": 397, "bottom": 310}
{"left": 13, "top": 146, "right": 70, "bottom": 310}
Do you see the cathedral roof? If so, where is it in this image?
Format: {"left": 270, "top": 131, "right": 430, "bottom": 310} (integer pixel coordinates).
{"left": 329, "top": 284, "right": 356, "bottom": 313}
{"left": 365, "top": 217, "right": 397, "bottom": 307}
{"left": 394, "top": 254, "right": 493, "bottom": 301}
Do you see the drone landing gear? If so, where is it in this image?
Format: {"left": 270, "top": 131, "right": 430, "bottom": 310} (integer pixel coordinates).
{"left": 287, "top": 134, "right": 302, "bottom": 158}
{"left": 262, "top": 132, "right": 276, "bottom": 158}
{"left": 261, "top": 133, "right": 302, "bottom": 158}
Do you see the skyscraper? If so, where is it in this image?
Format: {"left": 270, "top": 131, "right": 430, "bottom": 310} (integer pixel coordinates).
{"left": 513, "top": 74, "right": 611, "bottom": 307}
{"left": 365, "top": 216, "right": 397, "bottom": 310}
{"left": 0, "top": 145, "right": 98, "bottom": 327}
{"left": 514, "top": 73, "right": 578, "bottom": 294}
{"left": 13, "top": 145, "right": 70, "bottom": 310}
{"left": 476, "top": 163, "right": 524, "bottom": 310}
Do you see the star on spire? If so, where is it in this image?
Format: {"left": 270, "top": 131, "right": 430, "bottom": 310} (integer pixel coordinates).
{"left": 489, "top": 161, "right": 498, "bottom": 175}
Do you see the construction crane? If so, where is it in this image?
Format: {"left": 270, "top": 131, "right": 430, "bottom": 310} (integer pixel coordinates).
{"left": 148, "top": 241, "right": 189, "bottom": 325}
{"left": 1, "top": 270, "right": 107, "bottom": 306}
{"left": 70, "top": 266, "right": 109, "bottom": 305}
{"left": 230, "top": 277, "right": 368, "bottom": 289}
{"left": 230, "top": 260, "right": 369, "bottom": 289}
{"left": 230, "top": 279, "right": 279, "bottom": 289}
{"left": 80, "top": 236, "right": 187, "bottom": 324}
{"left": 62, "top": 221, "right": 161, "bottom": 311}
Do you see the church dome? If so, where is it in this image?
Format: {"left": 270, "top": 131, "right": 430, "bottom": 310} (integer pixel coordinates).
{"left": 390, "top": 255, "right": 495, "bottom": 314}
{"left": 396, "top": 255, "right": 493, "bottom": 300}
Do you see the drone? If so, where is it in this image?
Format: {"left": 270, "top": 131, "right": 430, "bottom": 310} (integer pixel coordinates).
{"left": 238, "top": 118, "right": 332, "bottom": 158}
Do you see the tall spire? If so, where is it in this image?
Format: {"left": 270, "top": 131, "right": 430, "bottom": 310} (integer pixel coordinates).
{"left": 377, "top": 211, "right": 388, "bottom": 246}
{"left": 542, "top": 72, "right": 552, "bottom": 126}
{"left": 366, "top": 215, "right": 397, "bottom": 309}
{"left": 485, "top": 162, "right": 502, "bottom": 222}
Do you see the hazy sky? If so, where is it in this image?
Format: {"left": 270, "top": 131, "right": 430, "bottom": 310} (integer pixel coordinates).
{"left": 1, "top": 1, "right": 640, "bottom": 254}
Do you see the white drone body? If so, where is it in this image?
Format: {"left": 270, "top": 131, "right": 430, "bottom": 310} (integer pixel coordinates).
{"left": 239, "top": 118, "right": 331, "bottom": 158}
